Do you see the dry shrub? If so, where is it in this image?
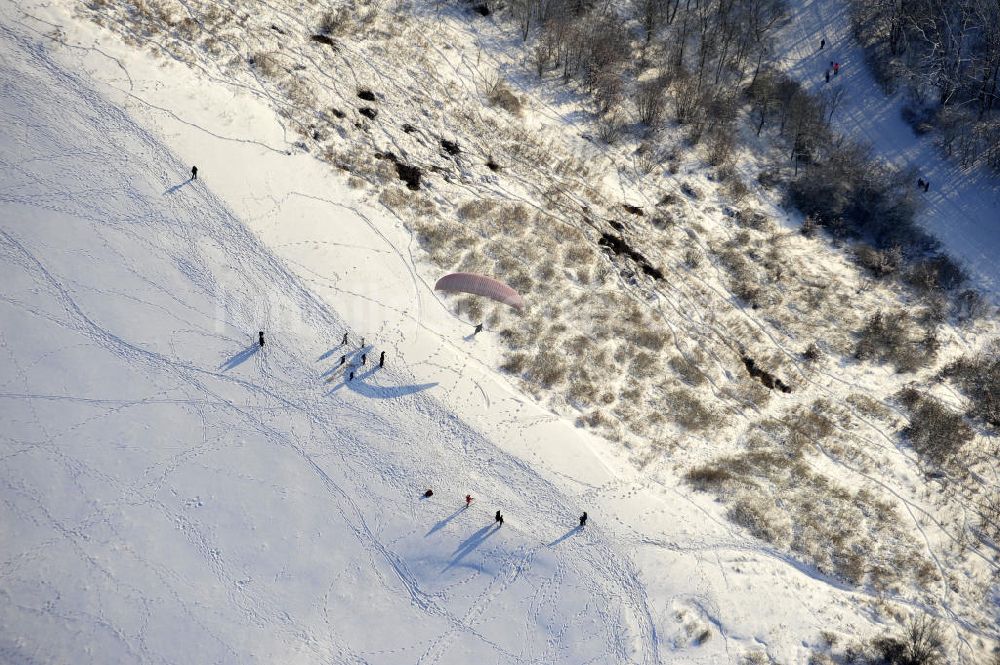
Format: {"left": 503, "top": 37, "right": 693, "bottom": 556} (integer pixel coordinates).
{"left": 941, "top": 339, "right": 1000, "bottom": 427}
{"left": 455, "top": 295, "right": 484, "bottom": 321}
{"left": 412, "top": 219, "right": 465, "bottom": 256}
{"left": 631, "top": 327, "right": 668, "bottom": 352}
{"left": 562, "top": 243, "right": 596, "bottom": 267}
{"left": 855, "top": 310, "right": 936, "bottom": 372}
{"left": 495, "top": 203, "right": 530, "bottom": 236}
{"left": 728, "top": 496, "right": 791, "bottom": 546}
{"left": 568, "top": 377, "right": 599, "bottom": 406}
{"left": 668, "top": 351, "right": 707, "bottom": 386}
{"left": 379, "top": 187, "right": 409, "bottom": 210}
{"left": 319, "top": 7, "right": 351, "bottom": 35}
{"left": 485, "top": 75, "right": 522, "bottom": 115}
{"left": 720, "top": 379, "right": 771, "bottom": 409}
{"left": 845, "top": 394, "right": 893, "bottom": 421}
{"left": 686, "top": 465, "right": 732, "bottom": 490}
{"left": 577, "top": 409, "right": 608, "bottom": 428}
{"left": 527, "top": 350, "right": 568, "bottom": 388}
{"left": 252, "top": 51, "right": 283, "bottom": 78}
{"left": 629, "top": 351, "right": 660, "bottom": 379}
{"left": 665, "top": 388, "right": 720, "bottom": 432}
{"left": 457, "top": 198, "right": 498, "bottom": 221}
{"left": 500, "top": 352, "right": 529, "bottom": 375}
{"left": 897, "top": 388, "right": 973, "bottom": 466}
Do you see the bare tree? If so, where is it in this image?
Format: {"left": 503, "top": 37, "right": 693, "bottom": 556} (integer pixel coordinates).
{"left": 636, "top": 76, "right": 669, "bottom": 125}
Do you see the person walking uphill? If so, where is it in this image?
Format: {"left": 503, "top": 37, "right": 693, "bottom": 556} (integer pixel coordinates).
{"left": 191, "top": 165, "right": 198, "bottom": 180}
{"left": 580, "top": 512, "right": 588, "bottom": 527}
{"left": 495, "top": 510, "right": 503, "bottom": 527}
{"left": 379, "top": 350, "right": 385, "bottom": 368}
{"left": 258, "top": 331, "right": 265, "bottom": 348}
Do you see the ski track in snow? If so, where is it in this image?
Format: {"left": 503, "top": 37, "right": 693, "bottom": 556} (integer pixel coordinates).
{"left": 2, "top": 0, "right": 998, "bottom": 662}
{"left": 0, "top": 22, "right": 660, "bottom": 664}
{"left": 775, "top": 0, "right": 1000, "bottom": 298}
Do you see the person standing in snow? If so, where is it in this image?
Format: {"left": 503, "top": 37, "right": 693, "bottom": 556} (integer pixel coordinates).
{"left": 924, "top": 180, "right": 930, "bottom": 192}
{"left": 340, "top": 355, "right": 346, "bottom": 366}
{"left": 579, "top": 512, "right": 588, "bottom": 527}
{"left": 825, "top": 70, "right": 830, "bottom": 84}
{"left": 191, "top": 165, "right": 198, "bottom": 180}
{"left": 465, "top": 494, "right": 473, "bottom": 508}
{"left": 379, "top": 351, "right": 385, "bottom": 368}
{"left": 342, "top": 332, "right": 348, "bottom": 345}
{"left": 918, "top": 177, "right": 925, "bottom": 189}
{"left": 474, "top": 323, "right": 484, "bottom": 335}
{"left": 361, "top": 353, "right": 367, "bottom": 366}
{"left": 495, "top": 510, "right": 503, "bottom": 526}
{"left": 258, "top": 331, "right": 265, "bottom": 348}
{"left": 349, "top": 370, "right": 354, "bottom": 381}
{"left": 820, "top": 39, "right": 825, "bottom": 50}
{"left": 833, "top": 62, "right": 840, "bottom": 76}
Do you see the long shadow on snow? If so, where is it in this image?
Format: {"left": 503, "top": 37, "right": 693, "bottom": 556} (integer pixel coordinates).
{"left": 163, "top": 179, "right": 192, "bottom": 195}
{"left": 328, "top": 366, "right": 437, "bottom": 398}
{"left": 426, "top": 506, "right": 467, "bottom": 537}
{"left": 547, "top": 526, "right": 581, "bottom": 547}
{"left": 320, "top": 346, "right": 371, "bottom": 378}
{"left": 219, "top": 344, "right": 259, "bottom": 371}
{"left": 444, "top": 523, "right": 499, "bottom": 571}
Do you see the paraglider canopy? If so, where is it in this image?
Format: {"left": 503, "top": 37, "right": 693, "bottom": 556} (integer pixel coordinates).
{"left": 434, "top": 272, "right": 524, "bottom": 311}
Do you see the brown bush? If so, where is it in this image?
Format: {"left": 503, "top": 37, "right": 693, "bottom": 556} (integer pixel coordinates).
{"left": 897, "top": 388, "right": 973, "bottom": 466}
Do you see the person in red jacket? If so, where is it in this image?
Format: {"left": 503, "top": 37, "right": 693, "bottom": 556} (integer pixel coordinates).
{"left": 465, "top": 494, "right": 473, "bottom": 508}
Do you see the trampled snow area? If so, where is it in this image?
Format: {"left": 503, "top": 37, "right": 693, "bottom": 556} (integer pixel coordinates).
{"left": 774, "top": 0, "right": 1000, "bottom": 296}
{"left": 1, "top": 1, "right": 998, "bottom": 664}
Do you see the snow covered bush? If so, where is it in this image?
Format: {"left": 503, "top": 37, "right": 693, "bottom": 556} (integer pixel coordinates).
{"left": 855, "top": 310, "right": 937, "bottom": 373}
{"left": 484, "top": 75, "right": 522, "bottom": 115}
{"left": 665, "top": 388, "right": 721, "bottom": 432}
{"left": 842, "top": 615, "right": 948, "bottom": 665}
{"left": 941, "top": 341, "right": 1000, "bottom": 428}
{"left": 897, "top": 388, "right": 973, "bottom": 467}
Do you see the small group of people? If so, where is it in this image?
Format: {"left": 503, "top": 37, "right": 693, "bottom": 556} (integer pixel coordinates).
{"left": 425, "top": 492, "right": 588, "bottom": 530}
{"left": 824, "top": 60, "right": 841, "bottom": 83}
{"left": 917, "top": 177, "right": 931, "bottom": 192}
{"left": 339, "top": 332, "right": 386, "bottom": 381}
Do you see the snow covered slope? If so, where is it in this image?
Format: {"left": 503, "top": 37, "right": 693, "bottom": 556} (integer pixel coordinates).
{"left": 0, "top": 22, "right": 661, "bottom": 664}
{"left": 1, "top": 0, "right": 997, "bottom": 663}
{"left": 774, "top": 0, "right": 1000, "bottom": 296}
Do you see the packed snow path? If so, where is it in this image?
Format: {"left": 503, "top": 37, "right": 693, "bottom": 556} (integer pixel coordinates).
{"left": 0, "top": 25, "right": 659, "bottom": 664}
{"left": 775, "top": 0, "right": 1000, "bottom": 296}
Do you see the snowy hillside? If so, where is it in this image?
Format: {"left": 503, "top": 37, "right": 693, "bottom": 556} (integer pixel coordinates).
{"left": 1, "top": 0, "right": 998, "bottom": 663}
{"left": 773, "top": 0, "right": 1000, "bottom": 296}
{"left": 0, "top": 18, "right": 663, "bottom": 664}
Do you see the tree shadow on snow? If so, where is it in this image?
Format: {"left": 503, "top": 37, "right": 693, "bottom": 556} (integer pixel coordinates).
{"left": 219, "top": 344, "right": 259, "bottom": 371}
{"left": 426, "top": 506, "right": 467, "bottom": 537}
{"left": 547, "top": 526, "right": 581, "bottom": 547}
{"left": 163, "top": 179, "right": 192, "bottom": 195}
{"left": 443, "top": 523, "right": 498, "bottom": 571}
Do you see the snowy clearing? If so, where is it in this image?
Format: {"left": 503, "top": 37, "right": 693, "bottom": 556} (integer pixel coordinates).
{"left": 1, "top": 0, "right": 998, "bottom": 663}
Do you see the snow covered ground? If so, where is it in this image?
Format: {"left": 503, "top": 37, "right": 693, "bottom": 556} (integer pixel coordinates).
{"left": 774, "top": 0, "right": 1000, "bottom": 297}
{"left": 1, "top": 0, "right": 998, "bottom": 663}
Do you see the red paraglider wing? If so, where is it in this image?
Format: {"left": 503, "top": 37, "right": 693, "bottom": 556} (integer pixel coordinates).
{"left": 434, "top": 272, "right": 524, "bottom": 310}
